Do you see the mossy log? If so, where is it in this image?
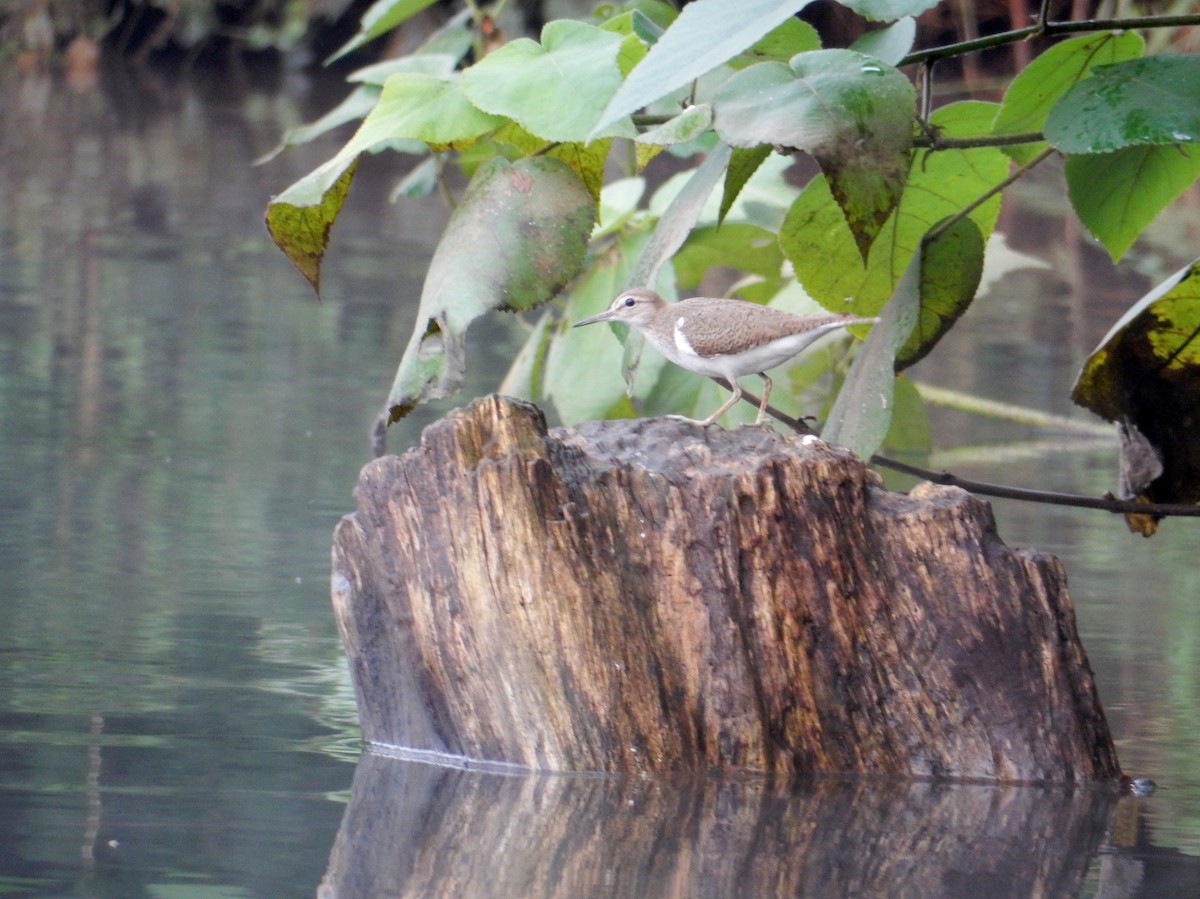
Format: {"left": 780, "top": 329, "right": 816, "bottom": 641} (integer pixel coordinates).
{"left": 331, "top": 394, "right": 1119, "bottom": 782}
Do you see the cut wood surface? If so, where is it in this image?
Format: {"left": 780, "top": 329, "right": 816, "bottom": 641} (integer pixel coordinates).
{"left": 331, "top": 394, "right": 1120, "bottom": 781}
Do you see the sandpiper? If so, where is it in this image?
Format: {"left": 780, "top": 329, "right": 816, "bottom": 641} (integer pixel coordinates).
{"left": 573, "top": 287, "right": 878, "bottom": 426}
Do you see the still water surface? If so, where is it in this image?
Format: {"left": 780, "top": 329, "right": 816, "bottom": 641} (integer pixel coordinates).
{"left": 1, "top": 63, "right": 1199, "bottom": 897}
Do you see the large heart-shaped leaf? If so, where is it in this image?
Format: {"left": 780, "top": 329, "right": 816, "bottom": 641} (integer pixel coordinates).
{"left": 781, "top": 101, "right": 1006, "bottom": 315}
{"left": 385, "top": 157, "right": 595, "bottom": 422}
{"left": 1045, "top": 55, "right": 1200, "bottom": 154}
{"left": 1065, "top": 144, "right": 1200, "bottom": 262}
{"left": 992, "top": 31, "right": 1145, "bottom": 165}
{"left": 713, "top": 50, "right": 914, "bottom": 257}
{"left": 462, "top": 20, "right": 633, "bottom": 142}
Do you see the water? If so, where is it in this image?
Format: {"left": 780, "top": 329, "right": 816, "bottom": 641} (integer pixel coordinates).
{"left": 2, "top": 61, "right": 1200, "bottom": 897}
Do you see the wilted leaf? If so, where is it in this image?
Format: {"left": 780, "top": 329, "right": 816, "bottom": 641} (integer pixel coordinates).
{"left": 590, "top": 0, "right": 815, "bottom": 139}
{"left": 1045, "top": 55, "right": 1200, "bottom": 154}
{"left": 1065, "top": 144, "right": 1200, "bottom": 262}
{"left": 713, "top": 51, "right": 915, "bottom": 257}
{"left": 461, "top": 20, "right": 633, "bottom": 142}
{"left": 265, "top": 159, "right": 358, "bottom": 293}
{"left": 1072, "top": 258, "right": 1200, "bottom": 519}
{"left": 992, "top": 31, "right": 1144, "bottom": 165}
{"left": 385, "top": 157, "right": 595, "bottom": 422}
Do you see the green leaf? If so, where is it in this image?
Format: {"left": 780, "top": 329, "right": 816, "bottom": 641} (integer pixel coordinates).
{"left": 1066, "top": 143, "right": 1200, "bottom": 262}
{"left": 347, "top": 52, "right": 461, "bottom": 86}
{"left": 265, "top": 160, "right": 359, "bottom": 294}
{"left": 839, "top": 0, "right": 941, "bottom": 19}
{"left": 1045, "top": 55, "right": 1200, "bottom": 154}
{"left": 673, "top": 222, "right": 785, "bottom": 290}
{"left": 590, "top": 0, "right": 815, "bottom": 139}
{"left": 498, "top": 310, "right": 555, "bottom": 401}
{"left": 369, "top": 72, "right": 506, "bottom": 149}
{"left": 849, "top": 17, "right": 916, "bottom": 66}
{"left": 896, "top": 216, "right": 985, "bottom": 370}
{"left": 1072, "top": 258, "right": 1200, "bottom": 508}
{"left": 734, "top": 16, "right": 821, "bottom": 66}
{"left": 255, "top": 85, "right": 380, "bottom": 165}
{"left": 713, "top": 51, "right": 914, "bottom": 258}
{"left": 547, "top": 140, "right": 614, "bottom": 201}
{"left": 782, "top": 101, "right": 1007, "bottom": 314}
{"left": 385, "top": 157, "right": 596, "bottom": 422}
{"left": 992, "top": 31, "right": 1144, "bottom": 164}
{"left": 881, "top": 374, "right": 931, "bottom": 454}
{"left": 461, "top": 20, "right": 633, "bottom": 143}
{"left": 390, "top": 156, "right": 439, "bottom": 200}
{"left": 327, "top": 0, "right": 441, "bottom": 63}
{"left": 636, "top": 104, "right": 713, "bottom": 146}
{"left": 719, "top": 145, "right": 772, "bottom": 225}
{"left": 822, "top": 242, "right": 920, "bottom": 458}
{"left": 630, "top": 143, "right": 733, "bottom": 289}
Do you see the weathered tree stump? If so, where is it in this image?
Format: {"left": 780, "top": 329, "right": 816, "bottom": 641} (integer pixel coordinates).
{"left": 331, "top": 394, "right": 1119, "bottom": 781}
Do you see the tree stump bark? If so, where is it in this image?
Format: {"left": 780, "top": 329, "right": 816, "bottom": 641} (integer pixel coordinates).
{"left": 331, "top": 394, "right": 1120, "bottom": 782}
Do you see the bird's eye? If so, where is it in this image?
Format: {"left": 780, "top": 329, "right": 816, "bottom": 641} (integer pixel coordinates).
{"left": 623, "top": 296, "right": 635, "bottom": 307}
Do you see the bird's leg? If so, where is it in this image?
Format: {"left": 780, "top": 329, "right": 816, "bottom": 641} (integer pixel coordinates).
{"left": 695, "top": 380, "right": 743, "bottom": 426}
{"left": 754, "top": 373, "right": 773, "bottom": 425}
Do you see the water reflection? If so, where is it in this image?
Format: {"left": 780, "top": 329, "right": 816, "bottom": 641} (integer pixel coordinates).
{"left": 325, "top": 753, "right": 1125, "bottom": 899}
{"left": 0, "top": 61, "right": 423, "bottom": 896}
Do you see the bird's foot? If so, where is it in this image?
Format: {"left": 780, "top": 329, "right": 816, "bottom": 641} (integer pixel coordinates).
{"left": 666, "top": 414, "right": 717, "bottom": 426}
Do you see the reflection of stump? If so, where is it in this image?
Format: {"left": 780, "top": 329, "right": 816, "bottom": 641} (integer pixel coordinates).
{"left": 332, "top": 395, "right": 1119, "bottom": 781}
{"left": 321, "top": 753, "right": 1119, "bottom": 899}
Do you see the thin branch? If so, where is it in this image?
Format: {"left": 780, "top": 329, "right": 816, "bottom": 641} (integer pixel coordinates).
{"left": 869, "top": 454, "right": 1200, "bottom": 518}
{"left": 901, "top": 14, "right": 1200, "bottom": 66}
{"left": 914, "top": 131, "right": 1045, "bottom": 149}
{"left": 925, "top": 145, "right": 1055, "bottom": 243}
{"left": 727, "top": 380, "right": 1200, "bottom": 520}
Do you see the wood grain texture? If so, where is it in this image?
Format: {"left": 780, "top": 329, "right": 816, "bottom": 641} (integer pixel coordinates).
{"left": 332, "top": 394, "right": 1119, "bottom": 782}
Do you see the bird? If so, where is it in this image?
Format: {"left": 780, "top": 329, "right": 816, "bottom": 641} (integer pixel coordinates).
{"left": 573, "top": 287, "right": 879, "bottom": 426}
